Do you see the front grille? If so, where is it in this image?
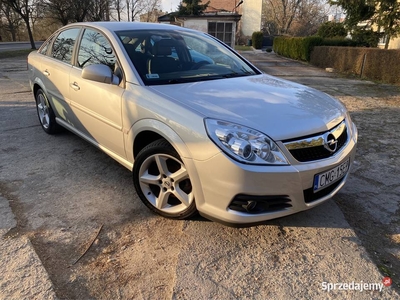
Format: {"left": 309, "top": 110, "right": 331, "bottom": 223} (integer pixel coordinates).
{"left": 229, "top": 194, "right": 292, "bottom": 214}
{"left": 303, "top": 177, "right": 345, "bottom": 203}
{"left": 289, "top": 130, "right": 347, "bottom": 162}
{"left": 284, "top": 121, "right": 348, "bottom": 162}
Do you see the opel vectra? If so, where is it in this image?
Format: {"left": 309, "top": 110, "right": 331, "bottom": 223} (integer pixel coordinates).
{"left": 28, "top": 22, "right": 357, "bottom": 225}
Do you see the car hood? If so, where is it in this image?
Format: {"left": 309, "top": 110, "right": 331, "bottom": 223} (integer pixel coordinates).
{"left": 149, "top": 74, "right": 346, "bottom": 140}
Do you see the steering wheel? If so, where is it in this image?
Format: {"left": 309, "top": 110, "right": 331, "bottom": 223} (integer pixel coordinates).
{"left": 190, "top": 61, "right": 211, "bottom": 70}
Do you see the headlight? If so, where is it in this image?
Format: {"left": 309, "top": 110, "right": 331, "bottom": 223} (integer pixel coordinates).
{"left": 205, "top": 119, "right": 289, "bottom": 165}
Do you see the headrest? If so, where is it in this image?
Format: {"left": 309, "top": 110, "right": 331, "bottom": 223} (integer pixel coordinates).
{"left": 153, "top": 39, "right": 178, "bottom": 56}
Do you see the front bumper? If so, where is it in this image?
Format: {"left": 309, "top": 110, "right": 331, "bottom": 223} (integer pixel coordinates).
{"left": 191, "top": 123, "right": 358, "bottom": 225}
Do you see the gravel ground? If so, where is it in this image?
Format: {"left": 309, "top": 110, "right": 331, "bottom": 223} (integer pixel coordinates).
{"left": 0, "top": 53, "right": 399, "bottom": 299}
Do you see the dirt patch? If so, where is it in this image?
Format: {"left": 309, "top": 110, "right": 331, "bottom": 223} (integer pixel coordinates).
{"left": 335, "top": 93, "right": 400, "bottom": 291}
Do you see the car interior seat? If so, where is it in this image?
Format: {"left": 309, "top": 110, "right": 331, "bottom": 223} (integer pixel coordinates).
{"left": 147, "top": 39, "right": 180, "bottom": 74}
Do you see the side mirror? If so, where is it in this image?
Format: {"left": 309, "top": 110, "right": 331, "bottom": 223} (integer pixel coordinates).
{"left": 82, "top": 64, "right": 120, "bottom": 85}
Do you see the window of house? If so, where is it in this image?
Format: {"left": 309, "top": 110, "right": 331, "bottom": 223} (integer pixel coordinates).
{"left": 208, "top": 22, "right": 233, "bottom": 46}
{"left": 378, "top": 34, "right": 388, "bottom": 45}
{"left": 52, "top": 28, "right": 80, "bottom": 64}
{"left": 77, "top": 29, "right": 116, "bottom": 70}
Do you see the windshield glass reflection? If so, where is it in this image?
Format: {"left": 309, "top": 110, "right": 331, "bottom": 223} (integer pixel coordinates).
{"left": 116, "top": 29, "right": 259, "bottom": 85}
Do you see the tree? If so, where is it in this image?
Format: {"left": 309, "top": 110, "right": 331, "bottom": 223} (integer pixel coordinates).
{"left": 329, "top": 0, "right": 375, "bottom": 28}
{"left": 126, "top": 0, "right": 161, "bottom": 21}
{"left": 331, "top": 0, "right": 400, "bottom": 49}
{"left": 263, "top": 0, "right": 302, "bottom": 35}
{"left": 374, "top": 0, "right": 400, "bottom": 48}
{"left": 126, "top": 0, "right": 144, "bottom": 21}
{"left": 317, "top": 21, "right": 347, "bottom": 38}
{"left": 88, "top": 0, "right": 111, "bottom": 21}
{"left": 112, "top": 0, "right": 125, "bottom": 21}
{"left": 42, "top": 0, "right": 72, "bottom": 25}
{"left": 142, "top": 0, "right": 160, "bottom": 22}
{"left": 262, "top": 0, "right": 326, "bottom": 36}
{"left": 178, "top": 0, "right": 209, "bottom": 16}
{"left": 2, "top": 0, "right": 37, "bottom": 49}
{"left": 0, "top": 1, "right": 22, "bottom": 41}
{"left": 290, "top": 0, "right": 328, "bottom": 36}
{"left": 43, "top": 0, "right": 111, "bottom": 24}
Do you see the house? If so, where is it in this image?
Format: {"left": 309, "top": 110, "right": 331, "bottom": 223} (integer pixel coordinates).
{"left": 376, "top": 0, "right": 400, "bottom": 49}
{"left": 158, "top": 0, "right": 264, "bottom": 46}
{"left": 380, "top": 37, "right": 400, "bottom": 49}
{"left": 202, "top": 0, "right": 264, "bottom": 38}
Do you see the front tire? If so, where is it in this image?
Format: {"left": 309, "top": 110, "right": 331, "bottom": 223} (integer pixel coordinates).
{"left": 35, "top": 88, "right": 60, "bottom": 134}
{"left": 133, "top": 139, "right": 197, "bottom": 219}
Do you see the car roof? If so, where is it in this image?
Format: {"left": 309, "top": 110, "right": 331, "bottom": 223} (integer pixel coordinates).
{"left": 66, "top": 21, "right": 191, "bottom": 33}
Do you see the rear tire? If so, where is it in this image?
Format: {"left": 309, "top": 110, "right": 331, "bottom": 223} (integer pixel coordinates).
{"left": 133, "top": 139, "right": 197, "bottom": 219}
{"left": 35, "top": 88, "right": 60, "bottom": 134}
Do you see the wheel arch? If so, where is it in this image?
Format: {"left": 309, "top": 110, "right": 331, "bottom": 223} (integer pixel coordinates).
{"left": 128, "top": 119, "right": 193, "bottom": 163}
{"left": 32, "top": 78, "right": 48, "bottom": 99}
{"left": 127, "top": 119, "right": 206, "bottom": 212}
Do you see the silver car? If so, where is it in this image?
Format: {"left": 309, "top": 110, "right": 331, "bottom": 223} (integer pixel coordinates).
{"left": 28, "top": 22, "right": 357, "bottom": 225}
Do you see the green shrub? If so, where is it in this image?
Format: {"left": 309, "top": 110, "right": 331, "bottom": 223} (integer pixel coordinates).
{"left": 350, "top": 29, "right": 380, "bottom": 47}
{"left": 273, "top": 36, "right": 322, "bottom": 61}
{"left": 252, "top": 31, "right": 263, "bottom": 49}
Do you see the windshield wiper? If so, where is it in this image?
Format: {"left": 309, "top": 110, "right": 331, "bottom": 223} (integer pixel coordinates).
{"left": 222, "top": 72, "right": 253, "bottom": 78}
{"left": 168, "top": 76, "right": 224, "bottom": 84}
{"left": 168, "top": 79, "right": 188, "bottom": 84}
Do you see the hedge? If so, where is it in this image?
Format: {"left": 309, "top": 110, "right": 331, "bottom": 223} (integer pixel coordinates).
{"left": 252, "top": 31, "right": 264, "bottom": 49}
{"left": 273, "top": 36, "right": 369, "bottom": 62}
{"left": 310, "top": 46, "right": 400, "bottom": 84}
{"left": 273, "top": 36, "right": 323, "bottom": 61}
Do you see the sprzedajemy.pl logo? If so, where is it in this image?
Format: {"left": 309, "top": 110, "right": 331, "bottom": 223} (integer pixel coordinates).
{"left": 321, "top": 277, "right": 392, "bottom": 292}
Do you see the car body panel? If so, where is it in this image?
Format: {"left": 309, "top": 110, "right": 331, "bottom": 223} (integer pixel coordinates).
{"left": 149, "top": 74, "right": 345, "bottom": 141}
{"left": 69, "top": 66, "right": 126, "bottom": 158}
{"left": 122, "top": 82, "right": 219, "bottom": 162}
{"left": 39, "top": 56, "right": 73, "bottom": 122}
{"left": 27, "top": 21, "right": 358, "bottom": 225}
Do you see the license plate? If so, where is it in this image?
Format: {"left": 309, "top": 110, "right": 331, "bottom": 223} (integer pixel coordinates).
{"left": 313, "top": 158, "right": 350, "bottom": 193}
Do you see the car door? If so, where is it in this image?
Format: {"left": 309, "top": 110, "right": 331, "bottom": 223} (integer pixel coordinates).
{"left": 69, "top": 28, "right": 126, "bottom": 159}
{"left": 40, "top": 28, "right": 81, "bottom": 123}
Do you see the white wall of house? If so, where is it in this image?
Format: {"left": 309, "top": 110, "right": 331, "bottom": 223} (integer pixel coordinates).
{"left": 241, "top": 0, "right": 263, "bottom": 36}
{"left": 377, "top": 35, "right": 400, "bottom": 49}
{"left": 181, "top": 17, "right": 238, "bottom": 46}
{"left": 183, "top": 19, "right": 208, "bottom": 33}
{"left": 388, "top": 38, "right": 400, "bottom": 49}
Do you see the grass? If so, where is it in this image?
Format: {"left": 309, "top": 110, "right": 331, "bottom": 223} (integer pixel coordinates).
{"left": 0, "top": 49, "right": 36, "bottom": 60}
{"left": 234, "top": 45, "right": 252, "bottom": 51}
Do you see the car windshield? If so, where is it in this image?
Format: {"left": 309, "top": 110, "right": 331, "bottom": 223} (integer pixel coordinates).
{"left": 116, "top": 29, "right": 259, "bottom": 85}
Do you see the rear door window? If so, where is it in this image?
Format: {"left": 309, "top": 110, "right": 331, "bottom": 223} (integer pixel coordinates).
{"left": 52, "top": 28, "right": 80, "bottom": 64}
{"left": 38, "top": 36, "right": 54, "bottom": 56}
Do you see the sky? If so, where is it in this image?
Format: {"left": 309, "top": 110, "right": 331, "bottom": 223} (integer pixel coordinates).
{"left": 161, "top": 0, "right": 181, "bottom": 13}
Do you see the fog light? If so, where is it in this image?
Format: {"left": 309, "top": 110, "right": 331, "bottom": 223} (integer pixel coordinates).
{"left": 245, "top": 201, "right": 257, "bottom": 212}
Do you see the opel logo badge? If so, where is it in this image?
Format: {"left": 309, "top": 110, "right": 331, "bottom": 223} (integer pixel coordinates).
{"left": 324, "top": 133, "right": 338, "bottom": 153}
{"left": 163, "top": 180, "right": 171, "bottom": 188}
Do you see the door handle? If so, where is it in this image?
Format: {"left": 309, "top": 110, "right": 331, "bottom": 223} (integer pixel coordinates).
{"left": 43, "top": 70, "right": 50, "bottom": 76}
{"left": 70, "top": 82, "right": 80, "bottom": 91}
